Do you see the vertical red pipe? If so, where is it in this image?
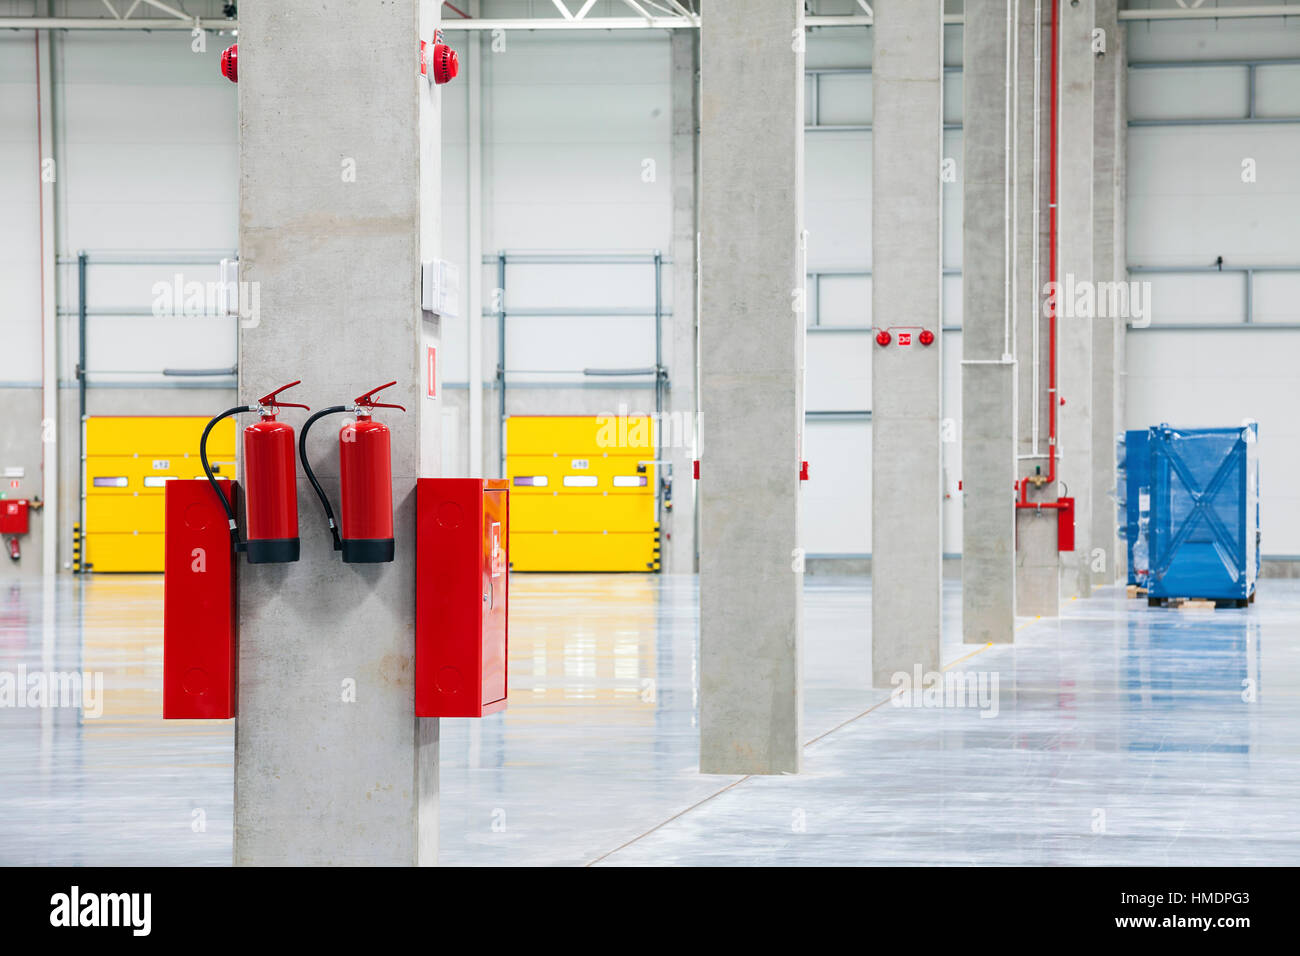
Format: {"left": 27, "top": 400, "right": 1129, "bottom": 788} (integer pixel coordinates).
{"left": 1046, "top": 0, "right": 1059, "bottom": 488}
{"left": 1018, "top": 0, "right": 1061, "bottom": 508}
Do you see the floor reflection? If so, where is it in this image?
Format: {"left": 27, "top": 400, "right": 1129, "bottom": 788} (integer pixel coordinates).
{"left": 0, "top": 573, "right": 1297, "bottom": 866}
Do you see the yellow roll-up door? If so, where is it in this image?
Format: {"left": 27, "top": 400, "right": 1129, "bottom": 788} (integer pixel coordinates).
{"left": 505, "top": 415, "right": 659, "bottom": 572}
{"left": 84, "top": 416, "right": 235, "bottom": 572}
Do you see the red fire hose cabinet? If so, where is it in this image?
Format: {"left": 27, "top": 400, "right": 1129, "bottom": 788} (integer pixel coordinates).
{"left": 416, "top": 478, "right": 509, "bottom": 717}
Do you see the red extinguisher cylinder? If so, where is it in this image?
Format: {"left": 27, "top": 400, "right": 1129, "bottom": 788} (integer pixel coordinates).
{"left": 243, "top": 415, "right": 301, "bottom": 563}
{"left": 340, "top": 417, "right": 395, "bottom": 563}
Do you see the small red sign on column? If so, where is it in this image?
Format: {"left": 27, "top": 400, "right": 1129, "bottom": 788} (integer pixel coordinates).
{"left": 898, "top": 332, "right": 911, "bottom": 346}
{"left": 427, "top": 346, "right": 437, "bottom": 399}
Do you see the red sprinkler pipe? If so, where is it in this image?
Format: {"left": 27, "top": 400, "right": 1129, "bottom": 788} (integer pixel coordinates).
{"left": 1018, "top": 0, "right": 1064, "bottom": 511}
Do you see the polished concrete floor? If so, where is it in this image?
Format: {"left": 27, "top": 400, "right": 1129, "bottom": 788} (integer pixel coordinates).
{"left": 1, "top": 572, "right": 1297, "bottom": 865}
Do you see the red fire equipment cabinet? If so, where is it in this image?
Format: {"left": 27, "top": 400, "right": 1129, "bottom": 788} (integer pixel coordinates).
{"left": 2, "top": 498, "right": 30, "bottom": 562}
{"left": 163, "top": 479, "right": 239, "bottom": 719}
{"left": 1, "top": 499, "right": 29, "bottom": 536}
{"left": 415, "top": 477, "right": 509, "bottom": 718}
{"left": 1056, "top": 496, "right": 1076, "bottom": 552}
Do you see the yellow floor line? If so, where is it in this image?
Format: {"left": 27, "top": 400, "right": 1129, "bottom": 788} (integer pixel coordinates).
{"left": 943, "top": 641, "right": 994, "bottom": 671}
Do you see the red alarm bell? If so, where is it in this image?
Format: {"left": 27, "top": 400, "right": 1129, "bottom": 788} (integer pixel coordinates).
{"left": 220, "top": 44, "right": 237, "bottom": 83}
{"left": 421, "top": 30, "right": 459, "bottom": 85}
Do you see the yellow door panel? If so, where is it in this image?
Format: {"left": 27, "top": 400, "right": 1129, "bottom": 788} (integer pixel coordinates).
{"left": 510, "top": 532, "right": 660, "bottom": 572}
{"left": 84, "top": 416, "right": 234, "bottom": 573}
{"left": 86, "top": 455, "right": 221, "bottom": 494}
{"left": 505, "top": 415, "right": 660, "bottom": 573}
{"left": 506, "top": 415, "right": 655, "bottom": 456}
{"left": 512, "top": 493, "right": 655, "bottom": 534}
{"left": 86, "top": 416, "right": 234, "bottom": 457}
{"left": 87, "top": 495, "right": 165, "bottom": 533}
{"left": 507, "top": 454, "right": 655, "bottom": 492}
{"left": 84, "top": 532, "right": 164, "bottom": 572}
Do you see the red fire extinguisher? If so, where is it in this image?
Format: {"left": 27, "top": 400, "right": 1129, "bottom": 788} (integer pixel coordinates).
{"left": 299, "top": 382, "right": 405, "bottom": 564}
{"left": 199, "top": 381, "right": 309, "bottom": 563}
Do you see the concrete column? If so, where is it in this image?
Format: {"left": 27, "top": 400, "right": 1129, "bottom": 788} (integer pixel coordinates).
{"left": 235, "top": 0, "right": 442, "bottom": 865}
{"left": 961, "top": 0, "right": 1017, "bottom": 644}
{"left": 1114, "top": 15, "right": 1128, "bottom": 581}
{"left": 666, "top": 29, "right": 698, "bottom": 575}
{"left": 1091, "top": 0, "right": 1125, "bottom": 585}
{"left": 1056, "top": 0, "right": 1094, "bottom": 600}
{"left": 466, "top": 0, "right": 484, "bottom": 476}
{"left": 1014, "top": 0, "right": 1060, "bottom": 617}
{"left": 698, "top": 0, "right": 804, "bottom": 775}
{"left": 872, "top": 0, "right": 943, "bottom": 682}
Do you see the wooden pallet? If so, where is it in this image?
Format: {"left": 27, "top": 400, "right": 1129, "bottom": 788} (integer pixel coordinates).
{"left": 1147, "top": 595, "right": 1252, "bottom": 610}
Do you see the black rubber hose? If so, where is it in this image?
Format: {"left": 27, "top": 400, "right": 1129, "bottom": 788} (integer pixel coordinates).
{"left": 200, "top": 405, "right": 251, "bottom": 553}
{"left": 299, "top": 406, "right": 349, "bottom": 552}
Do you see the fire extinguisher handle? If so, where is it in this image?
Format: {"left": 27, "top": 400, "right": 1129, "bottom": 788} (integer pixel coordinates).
{"left": 200, "top": 405, "right": 252, "bottom": 553}
{"left": 299, "top": 406, "right": 350, "bottom": 552}
{"left": 353, "top": 381, "right": 406, "bottom": 412}
{"left": 257, "top": 379, "right": 310, "bottom": 411}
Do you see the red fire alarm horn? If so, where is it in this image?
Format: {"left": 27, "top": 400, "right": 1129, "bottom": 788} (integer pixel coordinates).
{"left": 919, "top": 328, "right": 935, "bottom": 346}
{"left": 421, "top": 31, "right": 459, "bottom": 85}
{"left": 220, "top": 44, "right": 238, "bottom": 83}
{"left": 875, "top": 330, "right": 892, "bottom": 347}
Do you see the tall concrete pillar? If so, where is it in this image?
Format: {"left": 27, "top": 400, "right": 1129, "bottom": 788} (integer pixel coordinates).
{"left": 1056, "top": 0, "right": 1095, "bottom": 600}
{"left": 961, "top": 0, "right": 1017, "bottom": 644}
{"left": 698, "top": 0, "right": 804, "bottom": 775}
{"left": 1014, "top": 0, "right": 1060, "bottom": 617}
{"left": 666, "top": 29, "right": 698, "bottom": 575}
{"left": 872, "top": 0, "right": 944, "bottom": 683}
{"left": 234, "top": 0, "right": 443, "bottom": 865}
{"left": 1091, "top": 0, "right": 1125, "bottom": 585}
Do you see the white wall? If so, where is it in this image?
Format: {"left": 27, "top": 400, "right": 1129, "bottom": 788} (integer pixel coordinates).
{"left": 0, "top": 7, "right": 237, "bottom": 388}
{"left": 800, "top": 15, "right": 1300, "bottom": 558}
{"left": 0, "top": 32, "right": 41, "bottom": 386}
{"left": 439, "top": 26, "right": 673, "bottom": 399}
{"left": 800, "top": 28, "right": 966, "bottom": 557}
{"left": 1125, "top": 15, "right": 1300, "bottom": 555}
{"left": 5, "top": 9, "right": 1299, "bottom": 562}
{"left": 55, "top": 29, "right": 237, "bottom": 385}
{"left": 0, "top": 12, "right": 237, "bottom": 574}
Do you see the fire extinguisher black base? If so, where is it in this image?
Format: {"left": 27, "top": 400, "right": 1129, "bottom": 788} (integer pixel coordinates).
{"left": 245, "top": 537, "right": 301, "bottom": 564}
{"left": 341, "top": 538, "right": 395, "bottom": 564}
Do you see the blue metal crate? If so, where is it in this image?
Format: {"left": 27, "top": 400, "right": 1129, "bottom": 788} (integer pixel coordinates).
{"left": 1147, "top": 423, "right": 1258, "bottom": 602}
{"left": 1119, "top": 429, "right": 1151, "bottom": 587}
